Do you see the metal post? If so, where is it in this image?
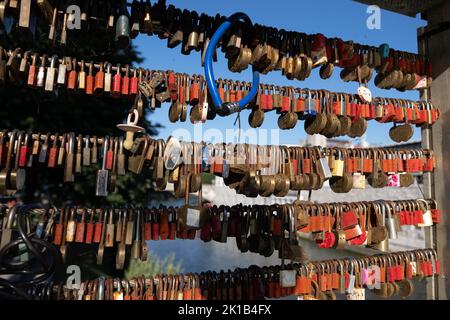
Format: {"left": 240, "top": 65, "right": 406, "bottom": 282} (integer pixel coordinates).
{"left": 417, "top": 0, "right": 450, "bottom": 299}
{"left": 418, "top": 26, "right": 438, "bottom": 301}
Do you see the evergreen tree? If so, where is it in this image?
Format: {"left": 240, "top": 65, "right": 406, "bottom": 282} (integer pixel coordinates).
{"left": 0, "top": 2, "right": 164, "bottom": 280}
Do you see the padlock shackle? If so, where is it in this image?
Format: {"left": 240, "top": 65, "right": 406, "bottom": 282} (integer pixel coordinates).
{"left": 204, "top": 12, "right": 260, "bottom": 116}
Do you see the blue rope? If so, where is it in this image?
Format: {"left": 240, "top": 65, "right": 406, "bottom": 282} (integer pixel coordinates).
{"left": 204, "top": 12, "right": 260, "bottom": 116}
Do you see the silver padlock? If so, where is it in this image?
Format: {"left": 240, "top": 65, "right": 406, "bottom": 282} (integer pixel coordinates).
{"left": 45, "top": 55, "right": 58, "bottom": 91}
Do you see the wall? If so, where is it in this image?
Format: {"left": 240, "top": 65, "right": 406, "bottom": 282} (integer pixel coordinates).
{"left": 422, "top": 0, "right": 450, "bottom": 300}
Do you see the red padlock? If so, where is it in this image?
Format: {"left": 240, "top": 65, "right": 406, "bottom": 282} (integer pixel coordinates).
{"left": 271, "top": 214, "right": 282, "bottom": 237}
{"left": 368, "top": 102, "right": 376, "bottom": 119}
{"left": 112, "top": 64, "right": 122, "bottom": 98}
{"left": 0, "top": 136, "right": 5, "bottom": 168}
{"left": 260, "top": 90, "right": 269, "bottom": 110}
{"left": 179, "top": 78, "right": 185, "bottom": 105}
{"left": 169, "top": 217, "right": 177, "bottom": 240}
{"left": 281, "top": 91, "right": 290, "bottom": 112}
{"left": 235, "top": 82, "right": 243, "bottom": 101}
{"left": 168, "top": 71, "right": 177, "bottom": 101}
{"left": 18, "top": 133, "right": 31, "bottom": 168}
{"left": 303, "top": 157, "right": 311, "bottom": 175}
{"left": 317, "top": 231, "right": 336, "bottom": 249}
{"left": 348, "top": 230, "right": 367, "bottom": 246}
{"left": 151, "top": 211, "right": 160, "bottom": 240}
{"left": 27, "top": 53, "right": 38, "bottom": 87}
{"left": 94, "top": 62, "right": 105, "bottom": 95}
{"left": 75, "top": 210, "right": 86, "bottom": 243}
{"left": 85, "top": 210, "right": 95, "bottom": 244}
{"left": 407, "top": 262, "right": 414, "bottom": 279}
{"left": 143, "top": 210, "right": 152, "bottom": 241}
{"left": 227, "top": 211, "right": 238, "bottom": 237}
{"left": 121, "top": 65, "right": 130, "bottom": 96}
{"left": 435, "top": 258, "right": 441, "bottom": 275}
{"left": 187, "top": 229, "right": 196, "bottom": 240}
{"left": 346, "top": 99, "right": 353, "bottom": 117}
{"left": 105, "top": 140, "right": 114, "bottom": 170}
{"left": 211, "top": 212, "right": 222, "bottom": 241}
{"left": 414, "top": 208, "right": 424, "bottom": 226}
{"left": 190, "top": 77, "right": 200, "bottom": 105}
{"left": 406, "top": 105, "right": 413, "bottom": 122}
{"left": 296, "top": 94, "right": 305, "bottom": 113}
{"left": 363, "top": 157, "right": 373, "bottom": 174}
{"left": 312, "top": 33, "right": 326, "bottom": 52}
{"left": 66, "top": 58, "right": 78, "bottom": 90}
{"left": 218, "top": 80, "right": 225, "bottom": 102}
{"left": 394, "top": 105, "right": 404, "bottom": 122}
{"left": 432, "top": 207, "right": 440, "bottom": 224}
{"left": 266, "top": 279, "right": 274, "bottom": 299}
{"left": 177, "top": 225, "right": 188, "bottom": 240}
{"left": 387, "top": 266, "right": 396, "bottom": 283}
{"left": 200, "top": 219, "right": 212, "bottom": 242}
{"left": 159, "top": 209, "right": 170, "bottom": 240}
{"left": 398, "top": 210, "right": 406, "bottom": 226}
{"left": 341, "top": 210, "right": 358, "bottom": 230}
{"left": 85, "top": 62, "right": 94, "bottom": 95}
{"left": 343, "top": 225, "right": 362, "bottom": 240}
{"left": 53, "top": 210, "right": 64, "bottom": 246}
{"left": 93, "top": 211, "right": 104, "bottom": 243}
{"left": 129, "top": 68, "right": 139, "bottom": 96}
{"left": 332, "top": 98, "right": 341, "bottom": 115}
{"left": 397, "top": 156, "right": 405, "bottom": 173}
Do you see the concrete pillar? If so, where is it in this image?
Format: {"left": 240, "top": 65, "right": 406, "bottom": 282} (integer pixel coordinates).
{"left": 421, "top": 1, "right": 450, "bottom": 300}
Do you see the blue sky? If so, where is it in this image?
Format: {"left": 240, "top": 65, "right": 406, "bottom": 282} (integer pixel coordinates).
{"left": 133, "top": 0, "right": 426, "bottom": 146}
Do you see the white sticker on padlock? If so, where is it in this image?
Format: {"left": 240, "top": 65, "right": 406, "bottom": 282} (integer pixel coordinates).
{"left": 410, "top": 262, "right": 417, "bottom": 276}
{"left": 352, "top": 173, "right": 366, "bottom": 189}
{"left": 358, "top": 86, "right": 372, "bottom": 103}
{"left": 280, "top": 270, "right": 297, "bottom": 288}
{"left": 164, "top": 137, "right": 182, "bottom": 170}
{"left": 418, "top": 210, "right": 433, "bottom": 227}
{"left": 186, "top": 208, "right": 201, "bottom": 228}
{"left": 413, "top": 76, "right": 428, "bottom": 90}
{"left": 353, "top": 224, "right": 363, "bottom": 237}
{"left": 320, "top": 157, "right": 332, "bottom": 179}
{"left": 347, "top": 274, "right": 356, "bottom": 294}
{"left": 346, "top": 288, "right": 366, "bottom": 300}
{"left": 388, "top": 174, "right": 400, "bottom": 187}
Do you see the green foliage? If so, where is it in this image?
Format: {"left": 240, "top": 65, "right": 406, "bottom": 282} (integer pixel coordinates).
{"left": 0, "top": 7, "right": 164, "bottom": 279}
{"left": 0, "top": 28, "right": 162, "bottom": 208}
{"left": 124, "top": 251, "right": 182, "bottom": 279}
{"left": 201, "top": 173, "right": 215, "bottom": 185}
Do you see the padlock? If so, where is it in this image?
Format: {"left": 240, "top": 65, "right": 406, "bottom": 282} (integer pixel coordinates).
{"left": 115, "top": 3, "right": 130, "bottom": 49}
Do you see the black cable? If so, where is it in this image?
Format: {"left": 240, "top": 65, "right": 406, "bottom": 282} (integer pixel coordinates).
{"left": 0, "top": 204, "right": 62, "bottom": 294}
{"left": 0, "top": 278, "right": 31, "bottom": 300}
{"left": 17, "top": 205, "right": 49, "bottom": 269}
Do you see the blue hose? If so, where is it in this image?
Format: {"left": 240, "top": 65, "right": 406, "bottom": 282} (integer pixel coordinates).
{"left": 204, "top": 12, "right": 260, "bottom": 116}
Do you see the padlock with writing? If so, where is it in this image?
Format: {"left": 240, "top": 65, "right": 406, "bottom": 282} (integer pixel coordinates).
{"left": 45, "top": 55, "right": 58, "bottom": 92}
{"left": 331, "top": 150, "right": 344, "bottom": 177}
{"left": 56, "top": 57, "right": 68, "bottom": 86}
{"left": 115, "top": 2, "right": 130, "bottom": 49}
{"left": 27, "top": 53, "right": 38, "bottom": 86}
{"left": 85, "top": 61, "right": 94, "bottom": 95}
{"left": 78, "top": 60, "right": 86, "bottom": 91}
{"left": 36, "top": 54, "right": 47, "bottom": 88}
